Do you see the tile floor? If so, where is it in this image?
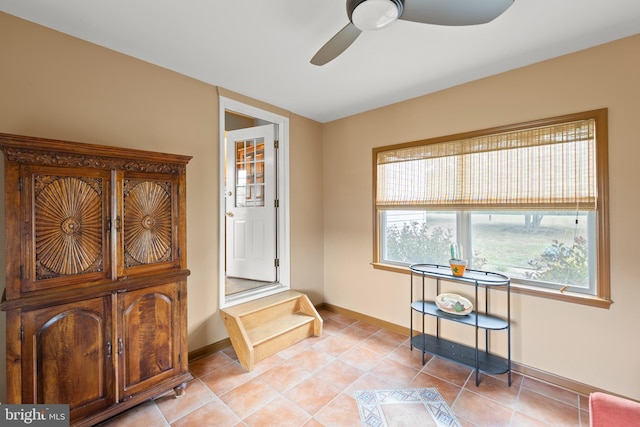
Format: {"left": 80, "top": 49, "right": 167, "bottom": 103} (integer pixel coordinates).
{"left": 99, "top": 309, "right": 591, "bottom": 426}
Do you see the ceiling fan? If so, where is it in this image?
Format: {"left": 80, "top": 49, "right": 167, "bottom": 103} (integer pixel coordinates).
{"left": 310, "top": 0, "right": 514, "bottom": 65}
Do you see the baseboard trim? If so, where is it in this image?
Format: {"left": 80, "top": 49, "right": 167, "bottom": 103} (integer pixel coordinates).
{"left": 509, "top": 361, "right": 607, "bottom": 397}
{"left": 188, "top": 337, "right": 232, "bottom": 361}
{"left": 319, "top": 302, "right": 410, "bottom": 336}
{"left": 189, "top": 301, "right": 611, "bottom": 398}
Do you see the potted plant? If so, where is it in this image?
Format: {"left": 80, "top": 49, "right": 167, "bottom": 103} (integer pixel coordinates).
{"left": 449, "top": 243, "right": 467, "bottom": 277}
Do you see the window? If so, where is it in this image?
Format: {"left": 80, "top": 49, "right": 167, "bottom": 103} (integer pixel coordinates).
{"left": 373, "top": 110, "right": 610, "bottom": 307}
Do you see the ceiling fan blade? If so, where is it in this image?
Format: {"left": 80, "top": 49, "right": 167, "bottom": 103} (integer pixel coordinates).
{"left": 400, "top": 0, "right": 514, "bottom": 26}
{"left": 310, "top": 23, "right": 362, "bottom": 66}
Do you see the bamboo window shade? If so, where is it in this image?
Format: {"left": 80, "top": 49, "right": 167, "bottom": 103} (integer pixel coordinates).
{"left": 376, "top": 119, "right": 597, "bottom": 210}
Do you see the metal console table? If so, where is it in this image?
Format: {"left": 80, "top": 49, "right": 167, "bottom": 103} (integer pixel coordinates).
{"left": 409, "top": 263, "right": 511, "bottom": 386}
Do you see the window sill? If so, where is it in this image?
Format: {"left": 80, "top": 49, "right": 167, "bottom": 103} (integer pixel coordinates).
{"left": 371, "top": 262, "right": 612, "bottom": 309}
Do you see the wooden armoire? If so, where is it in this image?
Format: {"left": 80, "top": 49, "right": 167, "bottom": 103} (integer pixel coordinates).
{"left": 0, "top": 133, "right": 193, "bottom": 426}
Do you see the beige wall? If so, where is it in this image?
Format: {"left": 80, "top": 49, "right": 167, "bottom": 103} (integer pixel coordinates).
{"left": 0, "top": 12, "right": 324, "bottom": 401}
{"left": 2, "top": 10, "right": 639, "bottom": 403}
{"left": 323, "top": 34, "right": 640, "bottom": 400}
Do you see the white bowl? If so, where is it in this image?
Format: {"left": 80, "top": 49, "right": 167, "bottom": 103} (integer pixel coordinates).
{"left": 435, "top": 293, "right": 473, "bottom": 315}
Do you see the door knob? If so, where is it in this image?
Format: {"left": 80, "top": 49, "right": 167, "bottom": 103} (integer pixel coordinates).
{"left": 226, "top": 212, "right": 234, "bottom": 217}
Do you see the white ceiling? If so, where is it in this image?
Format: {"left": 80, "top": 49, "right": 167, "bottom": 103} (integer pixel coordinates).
{"left": 2, "top": 0, "right": 640, "bottom": 123}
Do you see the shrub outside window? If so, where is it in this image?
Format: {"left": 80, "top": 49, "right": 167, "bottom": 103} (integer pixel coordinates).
{"left": 373, "top": 110, "right": 610, "bottom": 307}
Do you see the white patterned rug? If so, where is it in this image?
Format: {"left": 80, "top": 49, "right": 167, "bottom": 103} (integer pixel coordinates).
{"left": 355, "top": 388, "right": 461, "bottom": 427}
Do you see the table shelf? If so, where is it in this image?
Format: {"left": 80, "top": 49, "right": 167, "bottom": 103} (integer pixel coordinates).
{"left": 411, "top": 301, "right": 509, "bottom": 330}
{"left": 410, "top": 263, "right": 511, "bottom": 386}
{"left": 411, "top": 334, "right": 510, "bottom": 375}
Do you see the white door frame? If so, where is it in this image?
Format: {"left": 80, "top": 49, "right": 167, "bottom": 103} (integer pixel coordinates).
{"left": 218, "top": 96, "right": 290, "bottom": 308}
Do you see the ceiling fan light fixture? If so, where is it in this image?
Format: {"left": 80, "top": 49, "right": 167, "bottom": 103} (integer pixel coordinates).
{"left": 351, "top": 0, "right": 402, "bottom": 31}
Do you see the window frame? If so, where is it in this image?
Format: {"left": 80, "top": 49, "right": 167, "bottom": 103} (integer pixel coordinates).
{"left": 372, "top": 109, "right": 611, "bottom": 308}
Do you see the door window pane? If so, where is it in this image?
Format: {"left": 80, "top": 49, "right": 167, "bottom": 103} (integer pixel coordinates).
{"left": 235, "top": 139, "right": 265, "bottom": 207}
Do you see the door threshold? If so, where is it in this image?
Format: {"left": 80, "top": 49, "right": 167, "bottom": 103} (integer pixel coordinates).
{"left": 223, "top": 282, "right": 289, "bottom": 308}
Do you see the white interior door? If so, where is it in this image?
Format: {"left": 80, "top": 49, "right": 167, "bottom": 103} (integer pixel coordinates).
{"left": 225, "top": 124, "right": 277, "bottom": 282}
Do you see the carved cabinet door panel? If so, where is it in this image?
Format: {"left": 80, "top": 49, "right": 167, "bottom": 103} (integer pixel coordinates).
{"left": 21, "top": 296, "right": 116, "bottom": 423}
{"left": 114, "top": 171, "right": 184, "bottom": 279}
{"left": 118, "top": 281, "right": 182, "bottom": 400}
{"left": 20, "top": 166, "right": 112, "bottom": 294}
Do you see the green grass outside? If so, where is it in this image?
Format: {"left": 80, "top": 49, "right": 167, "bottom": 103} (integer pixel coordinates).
{"left": 425, "top": 212, "right": 588, "bottom": 278}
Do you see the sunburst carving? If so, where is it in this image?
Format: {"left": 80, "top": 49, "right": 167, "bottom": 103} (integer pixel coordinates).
{"left": 124, "top": 180, "right": 172, "bottom": 266}
{"left": 34, "top": 176, "right": 103, "bottom": 278}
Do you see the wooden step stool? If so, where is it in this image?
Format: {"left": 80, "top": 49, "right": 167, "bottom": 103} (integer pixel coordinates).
{"left": 220, "top": 290, "right": 323, "bottom": 371}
